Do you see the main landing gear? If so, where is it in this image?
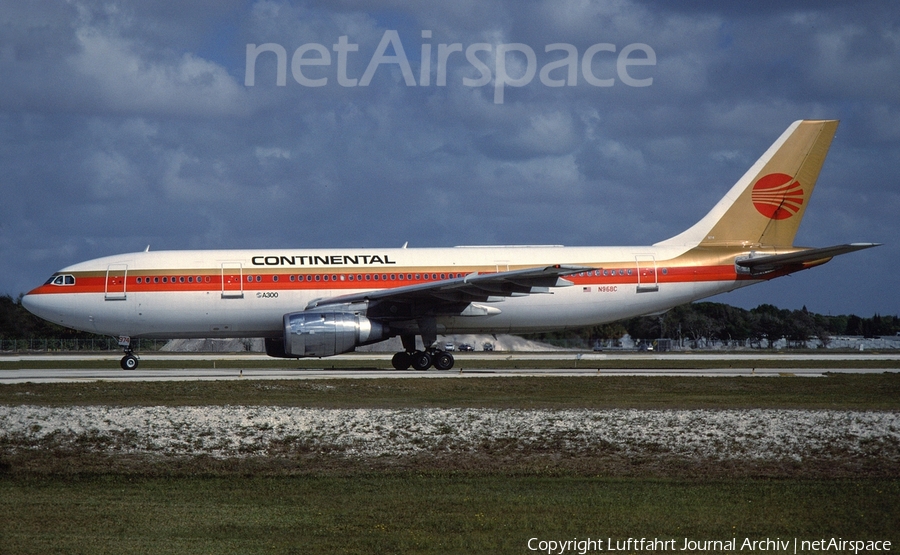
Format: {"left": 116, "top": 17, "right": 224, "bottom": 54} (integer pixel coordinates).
{"left": 390, "top": 332, "right": 455, "bottom": 370}
{"left": 117, "top": 336, "right": 139, "bottom": 370}
{"left": 391, "top": 349, "right": 455, "bottom": 371}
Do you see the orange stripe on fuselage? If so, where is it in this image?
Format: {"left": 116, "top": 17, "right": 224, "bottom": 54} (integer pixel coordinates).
{"left": 28, "top": 263, "right": 766, "bottom": 297}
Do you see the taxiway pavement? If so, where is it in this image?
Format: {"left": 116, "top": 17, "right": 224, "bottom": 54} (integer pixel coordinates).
{"left": 2, "top": 351, "right": 898, "bottom": 383}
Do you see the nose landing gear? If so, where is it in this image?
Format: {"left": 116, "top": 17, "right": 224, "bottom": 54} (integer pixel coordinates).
{"left": 117, "top": 336, "right": 139, "bottom": 370}
{"left": 120, "top": 352, "right": 139, "bottom": 370}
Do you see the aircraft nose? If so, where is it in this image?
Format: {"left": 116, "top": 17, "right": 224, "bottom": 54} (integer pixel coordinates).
{"left": 20, "top": 291, "right": 39, "bottom": 315}
{"left": 21, "top": 290, "right": 69, "bottom": 325}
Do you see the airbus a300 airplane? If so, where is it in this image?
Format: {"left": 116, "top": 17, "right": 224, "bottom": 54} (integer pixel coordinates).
{"left": 23, "top": 120, "right": 878, "bottom": 370}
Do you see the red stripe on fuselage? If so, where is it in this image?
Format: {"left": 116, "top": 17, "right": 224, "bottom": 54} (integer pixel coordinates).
{"left": 27, "top": 263, "right": 763, "bottom": 297}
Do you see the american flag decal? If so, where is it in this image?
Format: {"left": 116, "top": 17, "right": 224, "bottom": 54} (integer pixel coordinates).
{"left": 583, "top": 287, "right": 591, "bottom": 292}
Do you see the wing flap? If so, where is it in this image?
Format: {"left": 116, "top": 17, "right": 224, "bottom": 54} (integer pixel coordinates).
{"left": 306, "top": 264, "right": 593, "bottom": 318}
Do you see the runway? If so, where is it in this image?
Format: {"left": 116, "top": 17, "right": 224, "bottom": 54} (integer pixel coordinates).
{"left": 2, "top": 353, "right": 898, "bottom": 383}
{"left": 6, "top": 351, "right": 900, "bottom": 363}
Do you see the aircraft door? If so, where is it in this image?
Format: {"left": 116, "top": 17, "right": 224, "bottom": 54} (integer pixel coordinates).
{"left": 105, "top": 264, "right": 128, "bottom": 300}
{"left": 221, "top": 262, "right": 244, "bottom": 298}
{"left": 635, "top": 255, "right": 659, "bottom": 293}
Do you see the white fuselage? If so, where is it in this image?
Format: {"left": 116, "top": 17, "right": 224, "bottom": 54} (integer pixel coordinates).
{"left": 23, "top": 244, "right": 756, "bottom": 340}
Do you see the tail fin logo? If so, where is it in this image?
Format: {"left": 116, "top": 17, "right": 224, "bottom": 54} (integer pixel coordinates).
{"left": 752, "top": 173, "right": 804, "bottom": 220}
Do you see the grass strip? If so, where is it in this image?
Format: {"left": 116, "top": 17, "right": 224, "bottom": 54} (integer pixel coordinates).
{"left": 1, "top": 373, "right": 899, "bottom": 409}
{"left": 1, "top": 474, "right": 896, "bottom": 555}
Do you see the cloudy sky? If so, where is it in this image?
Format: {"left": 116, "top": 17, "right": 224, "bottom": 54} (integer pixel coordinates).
{"left": 1, "top": 0, "right": 898, "bottom": 317}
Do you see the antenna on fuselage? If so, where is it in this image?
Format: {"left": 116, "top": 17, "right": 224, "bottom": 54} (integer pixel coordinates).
{"left": 144, "top": 245, "right": 150, "bottom": 252}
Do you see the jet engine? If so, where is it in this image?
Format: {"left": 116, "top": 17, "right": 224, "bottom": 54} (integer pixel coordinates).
{"left": 281, "top": 309, "right": 387, "bottom": 357}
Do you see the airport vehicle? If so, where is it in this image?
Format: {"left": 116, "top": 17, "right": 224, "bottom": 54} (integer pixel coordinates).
{"left": 22, "top": 120, "right": 878, "bottom": 370}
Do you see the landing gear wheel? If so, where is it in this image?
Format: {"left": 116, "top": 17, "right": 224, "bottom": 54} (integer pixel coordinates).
{"left": 433, "top": 351, "right": 455, "bottom": 371}
{"left": 120, "top": 354, "right": 138, "bottom": 370}
{"left": 411, "top": 350, "right": 433, "bottom": 370}
{"left": 391, "top": 351, "right": 412, "bottom": 370}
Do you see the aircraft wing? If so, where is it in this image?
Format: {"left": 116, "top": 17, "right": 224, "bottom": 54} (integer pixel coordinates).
{"left": 306, "top": 264, "right": 593, "bottom": 319}
{"left": 736, "top": 243, "right": 880, "bottom": 274}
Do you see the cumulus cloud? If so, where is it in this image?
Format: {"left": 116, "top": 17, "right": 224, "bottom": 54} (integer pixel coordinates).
{"left": 72, "top": 28, "right": 250, "bottom": 117}
{"left": 0, "top": 2, "right": 250, "bottom": 117}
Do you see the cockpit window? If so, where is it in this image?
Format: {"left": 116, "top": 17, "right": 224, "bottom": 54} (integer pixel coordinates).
{"left": 45, "top": 274, "right": 75, "bottom": 286}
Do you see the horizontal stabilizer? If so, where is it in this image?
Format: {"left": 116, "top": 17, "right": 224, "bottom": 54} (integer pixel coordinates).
{"left": 736, "top": 243, "right": 880, "bottom": 274}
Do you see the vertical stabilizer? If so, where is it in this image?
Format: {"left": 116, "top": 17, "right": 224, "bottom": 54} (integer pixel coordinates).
{"left": 655, "top": 120, "right": 838, "bottom": 248}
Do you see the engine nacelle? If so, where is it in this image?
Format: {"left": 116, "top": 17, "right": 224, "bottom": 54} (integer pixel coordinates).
{"left": 264, "top": 337, "right": 290, "bottom": 358}
{"left": 283, "top": 309, "right": 387, "bottom": 357}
